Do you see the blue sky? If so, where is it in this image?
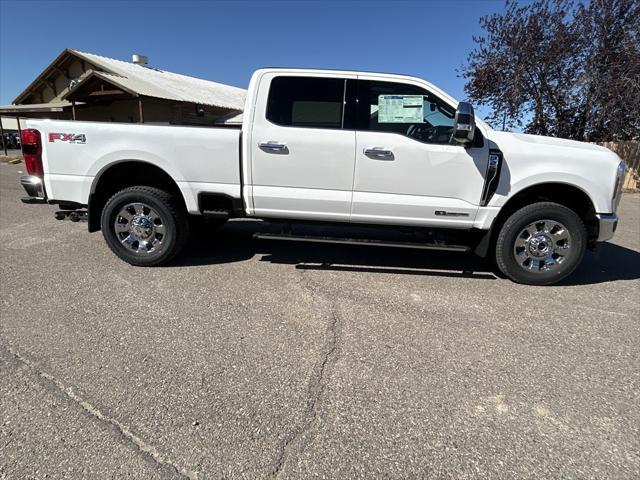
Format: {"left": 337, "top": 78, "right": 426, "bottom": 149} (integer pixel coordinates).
{"left": 0, "top": 0, "right": 505, "bottom": 117}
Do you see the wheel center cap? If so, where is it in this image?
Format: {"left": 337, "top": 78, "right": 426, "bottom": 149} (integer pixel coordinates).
{"left": 528, "top": 233, "right": 553, "bottom": 257}
{"left": 131, "top": 215, "right": 154, "bottom": 239}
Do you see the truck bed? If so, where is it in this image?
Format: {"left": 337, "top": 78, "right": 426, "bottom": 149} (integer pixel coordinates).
{"left": 26, "top": 118, "right": 242, "bottom": 214}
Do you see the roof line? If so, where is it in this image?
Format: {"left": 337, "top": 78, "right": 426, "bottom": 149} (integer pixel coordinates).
{"left": 13, "top": 48, "right": 79, "bottom": 105}
{"left": 0, "top": 101, "right": 74, "bottom": 113}
{"left": 71, "top": 49, "right": 246, "bottom": 92}
{"left": 257, "top": 66, "right": 425, "bottom": 80}
{"left": 61, "top": 70, "right": 140, "bottom": 100}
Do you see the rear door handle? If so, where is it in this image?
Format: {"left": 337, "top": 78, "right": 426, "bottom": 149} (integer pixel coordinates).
{"left": 364, "top": 147, "right": 394, "bottom": 160}
{"left": 259, "top": 141, "right": 288, "bottom": 153}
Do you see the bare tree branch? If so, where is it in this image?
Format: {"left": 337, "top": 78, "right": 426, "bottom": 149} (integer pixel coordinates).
{"left": 462, "top": 0, "right": 640, "bottom": 141}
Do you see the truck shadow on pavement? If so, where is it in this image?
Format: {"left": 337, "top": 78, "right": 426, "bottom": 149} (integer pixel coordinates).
{"left": 175, "top": 220, "right": 640, "bottom": 285}
{"left": 567, "top": 242, "right": 640, "bottom": 286}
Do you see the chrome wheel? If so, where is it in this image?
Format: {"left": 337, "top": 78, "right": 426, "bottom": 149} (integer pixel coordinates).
{"left": 513, "top": 219, "right": 572, "bottom": 272}
{"left": 114, "top": 202, "right": 166, "bottom": 255}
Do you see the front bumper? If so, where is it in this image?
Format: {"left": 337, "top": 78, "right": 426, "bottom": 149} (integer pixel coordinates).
{"left": 20, "top": 175, "right": 47, "bottom": 204}
{"left": 596, "top": 213, "right": 618, "bottom": 242}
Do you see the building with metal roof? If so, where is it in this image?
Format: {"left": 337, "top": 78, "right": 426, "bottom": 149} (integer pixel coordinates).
{"left": 0, "top": 48, "right": 246, "bottom": 129}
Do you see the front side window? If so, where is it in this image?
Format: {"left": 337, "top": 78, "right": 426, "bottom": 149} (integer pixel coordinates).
{"left": 266, "top": 76, "right": 345, "bottom": 129}
{"left": 356, "top": 80, "right": 456, "bottom": 144}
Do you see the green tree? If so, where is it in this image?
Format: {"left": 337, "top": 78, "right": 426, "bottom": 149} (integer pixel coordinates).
{"left": 463, "top": 0, "right": 640, "bottom": 141}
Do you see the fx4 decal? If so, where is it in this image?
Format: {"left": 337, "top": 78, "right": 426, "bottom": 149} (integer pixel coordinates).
{"left": 49, "top": 133, "right": 86, "bottom": 144}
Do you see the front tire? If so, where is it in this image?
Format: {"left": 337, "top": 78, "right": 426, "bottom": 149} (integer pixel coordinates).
{"left": 495, "top": 202, "right": 586, "bottom": 285}
{"left": 101, "top": 186, "right": 189, "bottom": 266}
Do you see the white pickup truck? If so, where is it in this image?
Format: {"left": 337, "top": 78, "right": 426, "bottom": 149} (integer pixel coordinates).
{"left": 19, "top": 68, "right": 625, "bottom": 285}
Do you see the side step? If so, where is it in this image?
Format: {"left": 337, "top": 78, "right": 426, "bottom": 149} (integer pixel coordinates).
{"left": 253, "top": 232, "right": 470, "bottom": 252}
{"left": 202, "top": 209, "right": 230, "bottom": 220}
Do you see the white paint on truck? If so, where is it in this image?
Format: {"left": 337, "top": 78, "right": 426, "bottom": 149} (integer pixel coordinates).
{"left": 19, "top": 68, "right": 626, "bottom": 284}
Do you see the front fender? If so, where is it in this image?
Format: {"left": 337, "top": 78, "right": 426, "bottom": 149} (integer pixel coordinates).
{"left": 489, "top": 172, "right": 610, "bottom": 214}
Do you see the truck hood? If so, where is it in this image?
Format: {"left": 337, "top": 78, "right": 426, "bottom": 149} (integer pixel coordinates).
{"left": 487, "top": 131, "right": 611, "bottom": 154}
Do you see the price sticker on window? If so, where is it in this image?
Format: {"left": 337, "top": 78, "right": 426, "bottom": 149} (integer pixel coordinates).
{"left": 378, "top": 95, "right": 424, "bottom": 123}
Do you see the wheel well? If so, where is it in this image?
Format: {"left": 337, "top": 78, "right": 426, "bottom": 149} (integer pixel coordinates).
{"left": 477, "top": 183, "right": 599, "bottom": 256}
{"left": 88, "top": 161, "right": 183, "bottom": 232}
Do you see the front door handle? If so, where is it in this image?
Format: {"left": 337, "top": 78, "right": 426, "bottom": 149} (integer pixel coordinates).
{"left": 259, "top": 141, "right": 289, "bottom": 154}
{"left": 364, "top": 147, "right": 394, "bottom": 160}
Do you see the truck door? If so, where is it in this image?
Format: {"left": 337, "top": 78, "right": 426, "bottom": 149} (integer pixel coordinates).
{"left": 351, "top": 78, "right": 488, "bottom": 228}
{"left": 249, "top": 73, "right": 356, "bottom": 221}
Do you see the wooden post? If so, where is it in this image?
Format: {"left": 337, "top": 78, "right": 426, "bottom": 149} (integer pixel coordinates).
{"left": 138, "top": 98, "right": 144, "bottom": 123}
{"left": 16, "top": 116, "right": 21, "bottom": 138}
{"left": 0, "top": 116, "right": 7, "bottom": 156}
{"left": 72, "top": 101, "right": 76, "bottom": 120}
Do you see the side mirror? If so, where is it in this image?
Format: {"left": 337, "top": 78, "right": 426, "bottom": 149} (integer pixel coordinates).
{"left": 452, "top": 101, "right": 476, "bottom": 145}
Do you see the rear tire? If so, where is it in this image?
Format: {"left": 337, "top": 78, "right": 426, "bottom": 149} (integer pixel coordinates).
{"left": 101, "top": 186, "right": 189, "bottom": 266}
{"left": 495, "top": 202, "right": 586, "bottom": 285}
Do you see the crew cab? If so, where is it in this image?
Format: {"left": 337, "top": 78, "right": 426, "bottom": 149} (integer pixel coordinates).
{"left": 18, "top": 68, "right": 625, "bottom": 285}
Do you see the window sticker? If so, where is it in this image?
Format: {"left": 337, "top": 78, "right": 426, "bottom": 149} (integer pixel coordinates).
{"left": 378, "top": 95, "right": 424, "bottom": 123}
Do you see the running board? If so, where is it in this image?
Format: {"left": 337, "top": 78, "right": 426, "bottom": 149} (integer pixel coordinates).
{"left": 253, "top": 232, "right": 470, "bottom": 252}
{"left": 202, "top": 209, "right": 230, "bottom": 220}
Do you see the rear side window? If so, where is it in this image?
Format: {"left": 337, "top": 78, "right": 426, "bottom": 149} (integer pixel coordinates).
{"left": 266, "top": 76, "right": 345, "bottom": 129}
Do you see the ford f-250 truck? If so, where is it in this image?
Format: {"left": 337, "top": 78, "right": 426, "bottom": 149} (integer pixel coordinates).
{"left": 19, "top": 68, "right": 625, "bottom": 285}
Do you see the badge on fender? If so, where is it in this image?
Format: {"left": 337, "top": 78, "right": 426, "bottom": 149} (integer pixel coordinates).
{"left": 49, "top": 133, "right": 86, "bottom": 144}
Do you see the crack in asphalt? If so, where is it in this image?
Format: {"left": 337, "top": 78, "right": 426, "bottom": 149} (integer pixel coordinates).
{"left": 270, "top": 273, "right": 341, "bottom": 478}
{"left": 3, "top": 345, "right": 198, "bottom": 480}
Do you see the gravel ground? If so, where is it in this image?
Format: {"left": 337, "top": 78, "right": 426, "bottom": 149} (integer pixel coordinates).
{"left": 1, "top": 161, "right": 639, "bottom": 479}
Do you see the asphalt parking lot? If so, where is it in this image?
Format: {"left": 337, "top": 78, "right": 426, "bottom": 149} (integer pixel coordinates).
{"left": 1, "top": 161, "right": 639, "bottom": 479}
